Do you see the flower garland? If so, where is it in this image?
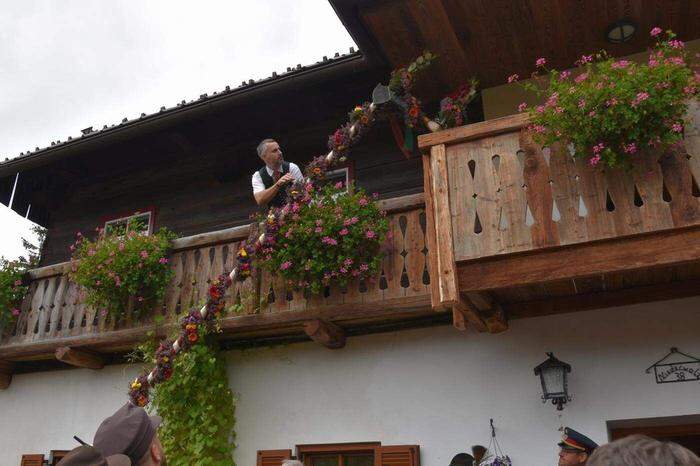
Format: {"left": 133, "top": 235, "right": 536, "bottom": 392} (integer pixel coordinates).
{"left": 129, "top": 51, "right": 479, "bottom": 406}
{"left": 129, "top": 273, "right": 232, "bottom": 406}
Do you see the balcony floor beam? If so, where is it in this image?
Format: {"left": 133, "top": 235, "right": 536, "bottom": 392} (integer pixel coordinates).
{"left": 458, "top": 226, "right": 700, "bottom": 293}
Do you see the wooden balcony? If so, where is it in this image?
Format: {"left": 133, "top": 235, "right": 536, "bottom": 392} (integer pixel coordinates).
{"left": 419, "top": 102, "right": 700, "bottom": 322}
{"left": 0, "top": 194, "right": 434, "bottom": 364}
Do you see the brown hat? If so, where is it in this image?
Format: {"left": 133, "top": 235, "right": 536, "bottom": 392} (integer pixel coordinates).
{"left": 93, "top": 402, "right": 162, "bottom": 463}
{"left": 58, "top": 446, "right": 131, "bottom": 466}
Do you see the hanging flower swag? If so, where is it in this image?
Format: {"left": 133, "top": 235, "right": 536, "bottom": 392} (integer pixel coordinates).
{"left": 130, "top": 51, "right": 479, "bottom": 406}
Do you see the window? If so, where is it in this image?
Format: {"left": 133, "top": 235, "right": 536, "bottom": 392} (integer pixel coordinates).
{"left": 103, "top": 209, "right": 154, "bottom": 236}
{"left": 320, "top": 161, "right": 355, "bottom": 192}
{"left": 257, "top": 442, "right": 419, "bottom": 466}
{"left": 297, "top": 442, "right": 378, "bottom": 466}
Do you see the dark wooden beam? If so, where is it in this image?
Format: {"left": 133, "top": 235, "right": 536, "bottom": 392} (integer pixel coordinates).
{"left": 0, "top": 360, "right": 14, "bottom": 390}
{"left": 464, "top": 292, "right": 508, "bottom": 334}
{"left": 458, "top": 227, "right": 700, "bottom": 292}
{"left": 55, "top": 346, "right": 105, "bottom": 370}
{"left": 406, "top": 0, "right": 470, "bottom": 89}
{"left": 452, "top": 295, "right": 487, "bottom": 332}
{"left": 303, "top": 319, "right": 346, "bottom": 349}
{"left": 505, "top": 278, "right": 700, "bottom": 319}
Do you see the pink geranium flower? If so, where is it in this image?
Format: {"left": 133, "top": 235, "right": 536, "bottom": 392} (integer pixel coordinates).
{"left": 535, "top": 57, "right": 546, "bottom": 67}
{"left": 280, "top": 261, "right": 292, "bottom": 270}
{"left": 650, "top": 27, "right": 662, "bottom": 37}
{"left": 365, "top": 230, "right": 376, "bottom": 239}
{"left": 507, "top": 74, "right": 519, "bottom": 83}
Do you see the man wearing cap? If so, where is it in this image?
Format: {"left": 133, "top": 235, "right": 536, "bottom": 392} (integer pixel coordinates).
{"left": 58, "top": 445, "right": 130, "bottom": 466}
{"left": 558, "top": 427, "right": 599, "bottom": 466}
{"left": 93, "top": 403, "right": 166, "bottom": 466}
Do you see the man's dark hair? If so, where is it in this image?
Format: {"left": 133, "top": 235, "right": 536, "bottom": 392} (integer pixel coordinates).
{"left": 449, "top": 452, "right": 474, "bottom": 466}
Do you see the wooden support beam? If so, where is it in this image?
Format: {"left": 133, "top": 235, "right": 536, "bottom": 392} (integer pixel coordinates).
{"left": 55, "top": 346, "right": 105, "bottom": 370}
{"left": 452, "top": 296, "right": 487, "bottom": 333}
{"left": 464, "top": 292, "right": 508, "bottom": 334}
{"left": 458, "top": 227, "right": 700, "bottom": 292}
{"left": 302, "top": 319, "right": 346, "bottom": 349}
{"left": 504, "top": 278, "right": 700, "bottom": 319}
{"left": 0, "top": 360, "right": 14, "bottom": 390}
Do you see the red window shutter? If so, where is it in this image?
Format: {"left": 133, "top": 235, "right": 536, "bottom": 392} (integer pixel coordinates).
{"left": 20, "top": 454, "right": 45, "bottom": 466}
{"left": 257, "top": 449, "right": 292, "bottom": 466}
{"left": 379, "top": 445, "right": 420, "bottom": 466}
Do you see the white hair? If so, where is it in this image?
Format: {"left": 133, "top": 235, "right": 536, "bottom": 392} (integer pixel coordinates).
{"left": 257, "top": 138, "right": 276, "bottom": 158}
{"left": 281, "top": 460, "right": 303, "bottom": 466}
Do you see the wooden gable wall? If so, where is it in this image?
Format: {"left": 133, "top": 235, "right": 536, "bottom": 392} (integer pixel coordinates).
{"left": 37, "top": 67, "right": 425, "bottom": 265}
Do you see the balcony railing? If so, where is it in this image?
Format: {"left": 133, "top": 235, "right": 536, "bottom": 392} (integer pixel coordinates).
{"left": 419, "top": 101, "right": 700, "bottom": 309}
{"left": 0, "top": 193, "right": 431, "bottom": 359}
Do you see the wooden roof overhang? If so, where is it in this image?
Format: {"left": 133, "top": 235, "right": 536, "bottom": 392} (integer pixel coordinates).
{"left": 0, "top": 52, "right": 370, "bottom": 226}
{"left": 331, "top": 0, "right": 700, "bottom": 91}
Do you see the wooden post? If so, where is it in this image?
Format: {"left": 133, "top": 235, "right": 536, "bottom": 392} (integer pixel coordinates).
{"left": 55, "top": 346, "right": 105, "bottom": 370}
{"left": 429, "top": 144, "right": 460, "bottom": 306}
{"left": 422, "top": 153, "right": 443, "bottom": 310}
{"left": 0, "top": 360, "right": 14, "bottom": 390}
{"left": 303, "top": 319, "right": 346, "bottom": 349}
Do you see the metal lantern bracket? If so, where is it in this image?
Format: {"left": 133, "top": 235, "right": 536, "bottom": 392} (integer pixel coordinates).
{"left": 645, "top": 347, "right": 700, "bottom": 384}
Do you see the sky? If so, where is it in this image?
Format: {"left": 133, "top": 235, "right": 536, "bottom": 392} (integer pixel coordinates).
{"left": 0, "top": 0, "right": 355, "bottom": 260}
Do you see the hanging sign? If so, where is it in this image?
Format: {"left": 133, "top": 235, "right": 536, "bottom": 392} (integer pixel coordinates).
{"left": 645, "top": 347, "right": 700, "bottom": 384}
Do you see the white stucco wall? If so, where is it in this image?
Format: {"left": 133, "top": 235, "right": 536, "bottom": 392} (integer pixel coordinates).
{"left": 1, "top": 297, "right": 699, "bottom": 466}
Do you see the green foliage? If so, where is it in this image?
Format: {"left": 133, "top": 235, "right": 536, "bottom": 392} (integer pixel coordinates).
{"left": 18, "top": 225, "right": 47, "bottom": 268}
{"left": 258, "top": 182, "right": 389, "bottom": 294}
{"left": 0, "top": 259, "right": 28, "bottom": 332}
{"left": 519, "top": 29, "right": 698, "bottom": 167}
{"left": 69, "top": 225, "right": 176, "bottom": 321}
{"left": 148, "top": 337, "right": 236, "bottom": 466}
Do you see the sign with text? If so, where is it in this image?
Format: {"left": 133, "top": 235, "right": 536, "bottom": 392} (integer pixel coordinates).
{"left": 646, "top": 348, "right": 700, "bottom": 384}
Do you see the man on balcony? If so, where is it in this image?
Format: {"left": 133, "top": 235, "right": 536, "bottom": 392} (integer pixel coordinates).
{"left": 251, "top": 138, "right": 304, "bottom": 208}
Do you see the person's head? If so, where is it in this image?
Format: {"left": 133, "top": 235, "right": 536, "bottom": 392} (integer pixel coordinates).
{"left": 449, "top": 452, "right": 474, "bottom": 466}
{"left": 57, "top": 445, "right": 131, "bottom": 466}
{"left": 281, "top": 460, "right": 303, "bottom": 466}
{"left": 471, "top": 445, "right": 487, "bottom": 463}
{"left": 93, "top": 403, "right": 165, "bottom": 466}
{"left": 587, "top": 434, "right": 700, "bottom": 466}
{"left": 558, "top": 428, "right": 598, "bottom": 466}
{"left": 257, "top": 138, "right": 283, "bottom": 168}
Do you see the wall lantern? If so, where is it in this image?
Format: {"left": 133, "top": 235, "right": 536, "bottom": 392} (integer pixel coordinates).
{"left": 605, "top": 20, "right": 636, "bottom": 43}
{"left": 533, "top": 352, "right": 572, "bottom": 411}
